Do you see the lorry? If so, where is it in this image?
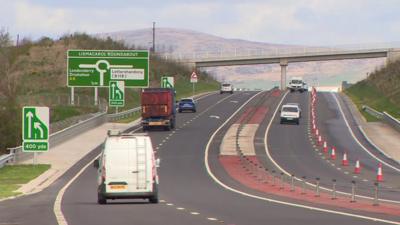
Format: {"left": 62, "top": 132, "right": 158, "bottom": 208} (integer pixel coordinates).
{"left": 288, "top": 77, "right": 306, "bottom": 92}
{"left": 141, "top": 88, "right": 176, "bottom": 131}
{"left": 94, "top": 131, "right": 160, "bottom": 204}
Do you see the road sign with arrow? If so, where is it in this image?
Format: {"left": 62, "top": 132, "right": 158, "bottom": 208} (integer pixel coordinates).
{"left": 161, "top": 76, "right": 174, "bottom": 88}
{"left": 22, "top": 107, "right": 49, "bottom": 152}
{"left": 109, "top": 81, "right": 125, "bottom": 107}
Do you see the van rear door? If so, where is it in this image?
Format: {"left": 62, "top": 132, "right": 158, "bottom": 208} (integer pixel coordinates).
{"left": 105, "top": 140, "right": 131, "bottom": 193}
{"left": 127, "top": 137, "right": 151, "bottom": 192}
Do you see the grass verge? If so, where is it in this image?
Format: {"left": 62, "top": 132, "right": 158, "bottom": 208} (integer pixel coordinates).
{"left": 0, "top": 164, "right": 50, "bottom": 199}
{"left": 344, "top": 81, "right": 400, "bottom": 122}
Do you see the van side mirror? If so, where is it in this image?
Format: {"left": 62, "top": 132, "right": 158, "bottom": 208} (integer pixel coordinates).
{"left": 155, "top": 158, "right": 161, "bottom": 168}
{"left": 93, "top": 159, "right": 100, "bottom": 169}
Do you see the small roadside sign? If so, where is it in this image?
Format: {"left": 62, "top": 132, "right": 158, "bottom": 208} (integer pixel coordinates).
{"left": 109, "top": 81, "right": 125, "bottom": 107}
{"left": 190, "top": 72, "right": 198, "bottom": 83}
{"left": 161, "top": 76, "right": 174, "bottom": 88}
{"left": 22, "top": 107, "right": 49, "bottom": 152}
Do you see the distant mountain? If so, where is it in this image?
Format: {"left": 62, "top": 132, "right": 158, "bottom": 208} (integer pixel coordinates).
{"left": 97, "top": 28, "right": 385, "bottom": 89}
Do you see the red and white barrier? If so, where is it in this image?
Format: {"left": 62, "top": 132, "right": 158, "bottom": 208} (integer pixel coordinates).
{"left": 342, "top": 152, "right": 349, "bottom": 166}
{"left": 330, "top": 147, "right": 336, "bottom": 160}
{"left": 323, "top": 141, "right": 328, "bottom": 153}
{"left": 377, "top": 163, "right": 384, "bottom": 182}
{"left": 354, "top": 160, "right": 361, "bottom": 174}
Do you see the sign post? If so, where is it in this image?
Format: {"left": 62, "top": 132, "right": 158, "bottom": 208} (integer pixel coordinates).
{"left": 161, "top": 76, "right": 174, "bottom": 88}
{"left": 22, "top": 107, "right": 50, "bottom": 164}
{"left": 190, "top": 72, "right": 198, "bottom": 97}
{"left": 109, "top": 81, "right": 125, "bottom": 112}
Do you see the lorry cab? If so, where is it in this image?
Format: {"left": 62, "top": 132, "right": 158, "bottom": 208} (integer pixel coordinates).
{"left": 94, "top": 131, "right": 160, "bottom": 204}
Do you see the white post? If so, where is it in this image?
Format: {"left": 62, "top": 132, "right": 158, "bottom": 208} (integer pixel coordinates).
{"left": 70, "top": 87, "right": 75, "bottom": 105}
{"left": 192, "top": 83, "right": 195, "bottom": 97}
{"left": 94, "top": 87, "right": 98, "bottom": 106}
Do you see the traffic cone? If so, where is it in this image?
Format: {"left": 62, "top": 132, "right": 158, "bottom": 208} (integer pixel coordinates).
{"left": 323, "top": 141, "right": 328, "bottom": 153}
{"left": 342, "top": 152, "right": 349, "bottom": 166}
{"left": 376, "top": 163, "right": 383, "bottom": 182}
{"left": 330, "top": 147, "right": 336, "bottom": 160}
{"left": 354, "top": 160, "right": 361, "bottom": 174}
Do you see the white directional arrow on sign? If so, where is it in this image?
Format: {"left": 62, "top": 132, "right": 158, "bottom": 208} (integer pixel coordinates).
{"left": 26, "top": 111, "right": 34, "bottom": 139}
{"left": 34, "top": 122, "right": 44, "bottom": 139}
{"left": 111, "top": 83, "right": 116, "bottom": 99}
{"left": 116, "top": 89, "right": 122, "bottom": 99}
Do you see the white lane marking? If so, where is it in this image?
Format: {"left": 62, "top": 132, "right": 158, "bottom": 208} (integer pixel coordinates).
{"left": 209, "top": 115, "right": 220, "bottom": 119}
{"left": 344, "top": 171, "right": 349, "bottom": 174}
{"left": 331, "top": 93, "right": 400, "bottom": 173}
{"left": 177, "top": 207, "right": 185, "bottom": 210}
{"left": 363, "top": 179, "right": 369, "bottom": 182}
{"left": 54, "top": 153, "right": 102, "bottom": 225}
{"left": 191, "top": 212, "right": 200, "bottom": 215}
{"left": 204, "top": 91, "right": 400, "bottom": 225}
{"left": 353, "top": 176, "right": 358, "bottom": 178}
{"left": 207, "top": 218, "right": 218, "bottom": 221}
{"left": 230, "top": 100, "right": 239, "bottom": 103}
{"left": 167, "top": 203, "right": 174, "bottom": 206}
{"left": 160, "top": 200, "right": 166, "bottom": 203}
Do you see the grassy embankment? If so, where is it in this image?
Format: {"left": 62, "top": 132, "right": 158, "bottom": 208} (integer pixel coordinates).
{"left": 344, "top": 60, "right": 400, "bottom": 122}
{"left": 0, "top": 164, "right": 50, "bottom": 198}
{"left": 0, "top": 33, "right": 220, "bottom": 153}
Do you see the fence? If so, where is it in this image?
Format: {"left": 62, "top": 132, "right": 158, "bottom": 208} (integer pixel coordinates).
{"left": 362, "top": 105, "right": 400, "bottom": 132}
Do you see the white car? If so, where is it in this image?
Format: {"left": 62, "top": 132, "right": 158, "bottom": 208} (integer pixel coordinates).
{"left": 220, "top": 83, "right": 233, "bottom": 94}
{"left": 94, "top": 131, "right": 160, "bottom": 204}
{"left": 280, "top": 104, "right": 301, "bottom": 125}
{"left": 288, "top": 77, "right": 305, "bottom": 93}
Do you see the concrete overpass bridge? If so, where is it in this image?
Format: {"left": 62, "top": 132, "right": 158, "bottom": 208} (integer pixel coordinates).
{"left": 162, "top": 44, "right": 400, "bottom": 90}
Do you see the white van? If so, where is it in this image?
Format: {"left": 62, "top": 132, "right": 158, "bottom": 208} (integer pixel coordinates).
{"left": 94, "top": 131, "right": 160, "bottom": 204}
{"left": 220, "top": 83, "right": 233, "bottom": 94}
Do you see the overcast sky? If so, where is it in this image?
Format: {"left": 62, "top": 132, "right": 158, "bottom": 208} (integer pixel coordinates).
{"left": 1, "top": 0, "right": 400, "bottom": 46}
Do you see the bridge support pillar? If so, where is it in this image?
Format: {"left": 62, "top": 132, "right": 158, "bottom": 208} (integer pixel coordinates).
{"left": 280, "top": 59, "right": 288, "bottom": 90}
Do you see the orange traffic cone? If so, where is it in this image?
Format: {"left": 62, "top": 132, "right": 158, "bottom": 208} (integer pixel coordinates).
{"left": 377, "top": 163, "right": 383, "bottom": 182}
{"left": 354, "top": 160, "right": 361, "bottom": 174}
{"left": 323, "top": 141, "right": 328, "bottom": 153}
{"left": 342, "top": 152, "right": 349, "bottom": 166}
{"left": 330, "top": 147, "right": 336, "bottom": 160}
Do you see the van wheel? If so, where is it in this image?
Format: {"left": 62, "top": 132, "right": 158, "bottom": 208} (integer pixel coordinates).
{"left": 149, "top": 184, "right": 159, "bottom": 203}
{"left": 98, "top": 193, "right": 107, "bottom": 204}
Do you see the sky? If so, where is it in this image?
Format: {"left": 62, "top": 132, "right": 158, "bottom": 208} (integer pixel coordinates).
{"left": 1, "top": 0, "right": 400, "bottom": 46}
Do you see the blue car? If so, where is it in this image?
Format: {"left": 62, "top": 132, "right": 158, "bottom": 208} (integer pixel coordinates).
{"left": 178, "top": 98, "right": 196, "bottom": 113}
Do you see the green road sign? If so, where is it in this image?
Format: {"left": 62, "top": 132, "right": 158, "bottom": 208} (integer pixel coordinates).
{"left": 67, "top": 50, "right": 149, "bottom": 88}
{"left": 109, "top": 81, "right": 125, "bottom": 107}
{"left": 22, "top": 107, "right": 49, "bottom": 152}
{"left": 161, "top": 76, "right": 174, "bottom": 88}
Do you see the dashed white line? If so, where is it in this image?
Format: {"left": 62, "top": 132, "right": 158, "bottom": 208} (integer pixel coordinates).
{"left": 207, "top": 218, "right": 218, "bottom": 221}
{"left": 191, "top": 212, "right": 200, "bottom": 215}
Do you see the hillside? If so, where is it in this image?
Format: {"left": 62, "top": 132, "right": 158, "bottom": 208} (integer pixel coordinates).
{"left": 97, "top": 28, "right": 385, "bottom": 89}
{"left": 345, "top": 60, "right": 400, "bottom": 121}
{"left": 0, "top": 32, "right": 219, "bottom": 153}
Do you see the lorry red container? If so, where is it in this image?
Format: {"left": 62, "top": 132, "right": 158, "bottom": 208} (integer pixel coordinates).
{"left": 141, "top": 88, "right": 176, "bottom": 131}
